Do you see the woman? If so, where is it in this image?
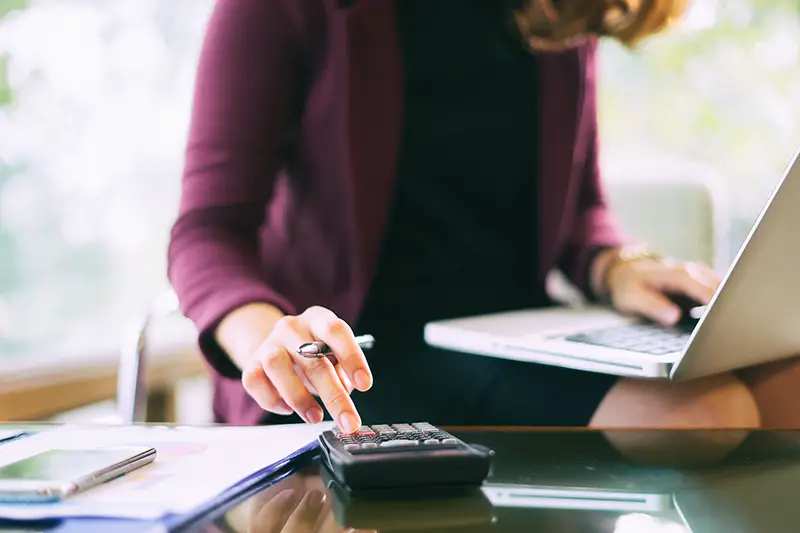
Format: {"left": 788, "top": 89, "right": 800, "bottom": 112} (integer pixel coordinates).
{"left": 169, "top": 0, "right": 798, "bottom": 433}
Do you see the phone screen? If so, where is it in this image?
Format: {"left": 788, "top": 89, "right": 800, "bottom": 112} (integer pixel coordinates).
{"left": 0, "top": 449, "right": 143, "bottom": 482}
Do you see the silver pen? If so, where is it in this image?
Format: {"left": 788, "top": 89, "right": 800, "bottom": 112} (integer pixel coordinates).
{"left": 297, "top": 334, "right": 375, "bottom": 359}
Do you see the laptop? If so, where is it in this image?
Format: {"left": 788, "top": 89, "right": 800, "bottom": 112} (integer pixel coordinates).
{"left": 424, "top": 147, "right": 800, "bottom": 380}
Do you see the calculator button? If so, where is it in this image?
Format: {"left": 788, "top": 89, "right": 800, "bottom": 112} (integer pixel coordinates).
{"left": 357, "top": 427, "right": 376, "bottom": 436}
{"left": 441, "top": 438, "right": 459, "bottom": 445}
{"left": 379, "top": 440, "right": 420, "bottom": 448}
{"left": 361, "top": 442, "right": 378, "bottom": 449}
{"left": 423, "top": 439, "right": 440, "bottom": 445}
{"left": 344, "top": 444, "right": 361, "bottom": 451}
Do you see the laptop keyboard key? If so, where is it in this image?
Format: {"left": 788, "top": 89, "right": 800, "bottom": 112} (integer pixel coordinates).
{"left": 564, "top": 324, "right": 691, "bottom": 355}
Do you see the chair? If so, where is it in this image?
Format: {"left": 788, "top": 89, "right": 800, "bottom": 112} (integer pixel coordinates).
{"left": 116, "top": 289, "right": 182, "bottom": 424}
{"left": 605, "top": 175, "right": 730, "bottom": 269}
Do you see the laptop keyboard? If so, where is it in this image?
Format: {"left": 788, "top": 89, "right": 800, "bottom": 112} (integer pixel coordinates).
{"left": 563, "top": 323, "right": 691, "bottom": 355}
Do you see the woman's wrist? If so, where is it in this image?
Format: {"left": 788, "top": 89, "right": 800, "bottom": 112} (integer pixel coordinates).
{"left": 590, "top": 244, "right": 663, "bottom": 299}
{"left": 216, "top": 302, "right": 286, "bottom": 370}
{"left": 590, "top": 247, "right": 620, "bottom": 299}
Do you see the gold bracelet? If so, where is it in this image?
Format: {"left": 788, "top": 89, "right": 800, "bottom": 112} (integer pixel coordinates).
{"left": 601, "top": 244, "right": 664, "bottom": 298}
{"left": 615, "top": 244, "right": 663, "bottom": 264}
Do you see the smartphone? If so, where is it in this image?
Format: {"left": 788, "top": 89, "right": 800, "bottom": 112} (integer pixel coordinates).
{"left": 0, "top": 446, "right": 157, "bottom": 503}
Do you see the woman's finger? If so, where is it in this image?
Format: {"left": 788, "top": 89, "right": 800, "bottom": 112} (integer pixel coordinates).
{"left": 261, "top": 343, "right": 324, "bottom": 424}
{"left": 242, "top": 364, "right": 294, "bottom": 415}
{"left": 295, "top": 366, "right": 319, "bottom": 396}
{"left": 302, "top": 307, "right": 373, "bottom": 392}
{"left": 295, "top": 356, "right": 352, "bottom": 395}
{"left": 278, "top": 316, "right": 321, "bottom": 396}
{"left": 281, "top": 489, "right": 327, "bottom": 533}
{"left": 685, "top": 262, "right": 722, "bottom": 290}
{"left": 301, "top": 354, "right": 361, "bottom": 434}
{"left": 647, "top": 264, "right": 716, "bottom": 305}
{"left": 615, "top": 286, "right": 681, "bottom": 326}
{"left": 251, "top": 489, "right": 299, "bottom": 533}
{"left": 294, "top": 362, "right": 352, "bottom": 396}
{"left": 337, "top": 365, "right": 355, "bottom": 394}
{"left": 273, "top": 314, "right": 360, "bottom": 433}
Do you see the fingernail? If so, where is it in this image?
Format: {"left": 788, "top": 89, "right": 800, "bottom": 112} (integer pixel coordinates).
{"left": 305, "top": 407, "right": 324, "bottom": 424}
{"left": 274, "top": 489, "right": 297, "bottom": 507}
{"left": 660, "top": 308, "right": 680, "bottom": 325}
{"left": 273, "top": 400, "right": 294, "bottom": 415}
{"left": 353, "top": 369, "right": 372, "bottom": 391}
{"left": 339, "top": 412, "right": 361, "bottom": 434}
{"left": 306, "top": 489, "right": 325, "bottom": 512}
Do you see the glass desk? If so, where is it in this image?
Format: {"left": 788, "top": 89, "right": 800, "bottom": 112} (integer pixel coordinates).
{"left": 199, "top": 428, "right": 800, "bottom": 533}
{"left": 2, "top": 427, "right": 800, "bottom": 532}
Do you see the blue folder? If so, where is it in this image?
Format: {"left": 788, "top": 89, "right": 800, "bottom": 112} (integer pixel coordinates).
{"left": 0, "top": 439, "right": 321, "bottom": 533}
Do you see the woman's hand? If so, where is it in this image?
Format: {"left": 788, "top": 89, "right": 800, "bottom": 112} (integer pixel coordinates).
{"left": 597, "top": 248, "right": 721, "bottom": 327}
{"left": 248, "top": 488, "right": 334, "bottom": 533}
{"left": 223, "top": 470, "right": 344, "bottom": 533}
{"left": 239, "top": 306, "right": 372, "bottom": 434}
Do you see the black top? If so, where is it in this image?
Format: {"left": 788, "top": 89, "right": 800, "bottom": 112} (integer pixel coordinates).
{"left": 357, "top": 0, "right": 546, "bottom": 340}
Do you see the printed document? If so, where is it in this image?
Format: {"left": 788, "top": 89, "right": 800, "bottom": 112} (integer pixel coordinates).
{"left": 0, "top": 422, "right": 333, "bottom": 520}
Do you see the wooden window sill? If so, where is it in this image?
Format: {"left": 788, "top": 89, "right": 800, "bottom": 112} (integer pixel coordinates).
{"left": 0, "top": 340, "right": 206, "bottom": 422}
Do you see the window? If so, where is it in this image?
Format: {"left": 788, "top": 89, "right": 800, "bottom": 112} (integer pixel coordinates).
{"left": 0, "top": 0, "right": 797, "bottom": 360}
{"left": 599, "top": 0, "right": 800, "bottom": 262}
{"left": 0, "top": 0, "right": 212, "bottom": 358}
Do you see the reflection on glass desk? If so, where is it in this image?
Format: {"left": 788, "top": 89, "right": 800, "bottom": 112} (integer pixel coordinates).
{"left": 206, "top": 429, "right": 800, "bottom": 533}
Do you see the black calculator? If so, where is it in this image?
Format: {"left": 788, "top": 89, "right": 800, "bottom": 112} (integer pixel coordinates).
{"left": 318, "top": 422, "right": 494, "bottom": 491}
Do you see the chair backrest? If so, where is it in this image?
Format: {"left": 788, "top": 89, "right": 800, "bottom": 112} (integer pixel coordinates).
{"left": 116, "top": 290, "right": 180, "bottom": 424}
{"left": 605, "top": 176, "right": 729, "bottom": 269}
{"left": 603, "top": 156, "right": 730, "bottom": 269}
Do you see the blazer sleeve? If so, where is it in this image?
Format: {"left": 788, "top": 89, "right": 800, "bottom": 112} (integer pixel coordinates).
{"left": 557, "top": 42, "right": 627, "bottom": 299}
{"left": 167, "top": 0, "right": 305, "bottom": 379}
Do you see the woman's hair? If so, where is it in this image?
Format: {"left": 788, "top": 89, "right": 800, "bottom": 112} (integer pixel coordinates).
{"left": 512, "top": 0, "right": 690, "bottom": 50}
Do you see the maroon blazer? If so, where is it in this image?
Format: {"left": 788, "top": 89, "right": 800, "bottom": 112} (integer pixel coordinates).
{"left": 167, "top": 0, "right": 624, "bottom": 425}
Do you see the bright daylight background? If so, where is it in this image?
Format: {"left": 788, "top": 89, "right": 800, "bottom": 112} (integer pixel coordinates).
{"left": 0, "top": 0, "right": 799, "bottom": 362}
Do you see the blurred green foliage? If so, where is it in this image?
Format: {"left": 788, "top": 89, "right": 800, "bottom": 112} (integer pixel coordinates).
{"left": 0, "top": 0, "right": 29, "bottom": 357}
{"left": 0, "top": 0, "right": 27, "bottom": 106}
{"left": 599, "top": 0, "right": 800, "bottom": 215}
